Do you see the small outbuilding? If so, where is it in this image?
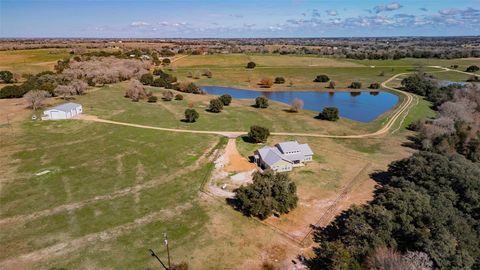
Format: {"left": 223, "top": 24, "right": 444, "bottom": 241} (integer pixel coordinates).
{"left": 42, "top": 102, "right": 83, "bottom": 120}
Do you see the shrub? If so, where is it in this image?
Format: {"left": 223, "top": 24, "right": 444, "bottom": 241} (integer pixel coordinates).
{"left": 0, "top": 85, "right": 28, "bottom": 98}
{"left": 235, "top": 170, "right": 298, "bottom": 220}
{"left": 208, "top": 98, "right": 224, "bottom": 113}
{"left": 314, "top": 74, "right": 330, "bottom": 82}
{"left": 317, "top": 107, "right": 339, "bottom": 121}
{"left": 175, "top": 94, "right": 184, "bottom": 100}
{"left": 466, "top": 65, "right": 479, "bottom": 72}
{"left": 259, "top": 78, "right": 273, "bottom": 88}
{"left": 202, "top": 69, "right": 212, "bottom": 78}
{"left": 0, "top": 70, "right": 14, "bottom": 83}
{"left": 246, "top": 61, "right": 256, "bottom": 69}
{"left": 290, "top": 98, "right": 304, "bottom": 112}
{"left": 179, "top": 82, "right": 202, "bottom": 94}
{"left": 349, "top": 81, "right": 362, "bottom": 89}
{"left": 369, "top": 82, "right": 380, "bottom": 89}
{"left": 184, "top": 109, "right": 199, "bottom": 123}
{"left": 219, "top": 94, "right": 232, "bottom": 106}
{"left": 255, "top": 96, "right": 269, "bottom": 108}
{"left": 467, "top": 75, "right": 479, "bottom": 82}
{"left": 274, "top": 77, "right": 285, "bottom": 84}
{"left": 327, "top": 81, "right": 336, "bottom": 89}
{"left": 248, "top": 125, "right": 270, "bottom": 143}
{"left": 162, "top": 91, "right": 174, "bottom": 101}
{"left": 140, "top": 73, "right": 154, "bottom": 85}
{"left": 147, "top": 96, "right": 158, "bottom": 103}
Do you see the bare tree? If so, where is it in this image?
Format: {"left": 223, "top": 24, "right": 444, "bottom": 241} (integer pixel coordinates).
{"left": 290, "top": 98, "right": 304, "bottom": 112}
{"left": 24, "top": 90, "right": 49, "bottom": 110}
{"left": 365, "top": 247, "right": 408, "bottom": 270}
{"left": 70, "top": 80, "right": 88, "bottom": 95}
{"left": 55, "top": 85, "right": 76, "bottom": 100}
{"left": 402, "top": 251, "right": 433, "bottom": 270}
{"left": 124, "top": 79, "right": 147, "bottom": 101}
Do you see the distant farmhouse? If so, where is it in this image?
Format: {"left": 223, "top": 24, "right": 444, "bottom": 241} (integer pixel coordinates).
{"left": 42, "top": 102, "right": 83, "bottom": 120}
{"left": 253, "top": 141, "right": 314, "bottom": 172}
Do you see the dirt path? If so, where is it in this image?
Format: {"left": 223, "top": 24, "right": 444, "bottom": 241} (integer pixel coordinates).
{"left": 224, "top": 138, "right": 256, "bottom": 172}
{"left": 0, "top": 203, "right": 192, "bottom": 270}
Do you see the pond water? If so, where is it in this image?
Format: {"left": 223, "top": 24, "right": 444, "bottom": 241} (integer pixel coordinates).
{"left": 201, "top": 86, "right": 399, "bottom": 123}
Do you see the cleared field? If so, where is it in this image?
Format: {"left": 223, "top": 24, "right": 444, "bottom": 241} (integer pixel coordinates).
{"left": 346, "top": 57, "right": 480, "bottom": 70}
{"left": 0, "top": 49, "right": 69, "bottom": 74}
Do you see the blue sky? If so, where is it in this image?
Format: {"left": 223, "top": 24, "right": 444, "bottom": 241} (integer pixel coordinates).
{"left": 1, "top": 0, "right": 479, "bottom": 38}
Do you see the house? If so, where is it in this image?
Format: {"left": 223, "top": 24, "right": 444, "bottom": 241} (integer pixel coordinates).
{"left": 42, "top": 102, "right": 83, "bottom": 120}
{"left": 253, "top": 141, "right": 314, "bottom": 172}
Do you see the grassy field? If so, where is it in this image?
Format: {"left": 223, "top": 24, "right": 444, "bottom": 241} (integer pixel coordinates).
{"left": 0, "top": 49, "right": 70, "bottom": 75}
{"left": 1, "top": 51, "right": 468, "bottom": 269}
{"left": 72, "top": 82, "right": 383, "bottom": 135}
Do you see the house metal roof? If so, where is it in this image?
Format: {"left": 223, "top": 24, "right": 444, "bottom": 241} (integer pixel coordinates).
{"left": 46, "top": 102, "right": 82, "bottom": 113}
{"left": 256, "top": 141, "right": 314, "bottom": 167}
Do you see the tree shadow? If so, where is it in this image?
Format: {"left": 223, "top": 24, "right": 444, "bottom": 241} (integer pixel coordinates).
{"left": 240, "top": 135, "right": 255, "bottom": 144}
{"left": 282, "top": 108, "right": 298, "bottom": 113}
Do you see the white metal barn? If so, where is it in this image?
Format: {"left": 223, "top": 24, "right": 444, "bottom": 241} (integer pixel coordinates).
{"left": 42, "top": 102, "right": 83, "bottom": 120}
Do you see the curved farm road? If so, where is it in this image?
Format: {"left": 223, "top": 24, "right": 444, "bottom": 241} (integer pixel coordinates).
{"left": 78, "top": 71, "right": 417, "bottom": 139}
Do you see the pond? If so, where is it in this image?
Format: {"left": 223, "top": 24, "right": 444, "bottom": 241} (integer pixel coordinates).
{"left": 201, "top": 86, "right": 400, "bottom": 123}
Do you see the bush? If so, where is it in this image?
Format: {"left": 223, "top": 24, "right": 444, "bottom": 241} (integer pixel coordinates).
{"left": 202, "top": 69, "right": 212, "bottom": 78}
{"left": 466, "top": 65, "right": 479, "bottom": 72}
{"left": 179, "top": 82, "right": 202, "bottom": 94}
{"left": 274, "top": 77, "right": 285, "bottom": 84}
{"left": 246, "top": 61, "right": 256, "bottom": 69}
{"left": 140, "top": 73, "right": 154, "bottom": 85}
{"left": 0, "top": 85, "right": 28, "bottom": 98}
{"left": 314, "top": 74, "right": 330, "bottom": 82}
{"left": 162, "top": 91, "right": 174, "bottom": 101}
{"left": 219, "top": 94, "right": 232, "bottom": 106}
{"left": 175, "top": 94, "right": 184, "bottom": 100}
{"left": 248, "top": 125, "right": 270, "bottom": 143}
{"left": 349, "top": 81, "right": 362, "bottom": 89}
{"left": 235, "top": 170, "right": 298, "bottom": 220}
{"left": 317, "top": 107, "right": 339, "bottom": 121}
{"left": 255, "top": 96, "right": 269, "bottom": 108}
{"left": 369, "top": 82, "right": 380, "bottom": 89}
{"left": 0, "top": 70, "right": 14, "bottom": 83}
{"left": 147, "top": 96, "right": 158, "bottom": 103}
{"left": 327, "top": 81, "right": 336, "bottom": 89}
{"left": 259, "top": 78, "right": 273, "bottom": 88}
{"left": 184, "top": 109, "right": 199, "bottom": 123}
{"left": 208, "top": 98, "right": 224, "bottom": 113}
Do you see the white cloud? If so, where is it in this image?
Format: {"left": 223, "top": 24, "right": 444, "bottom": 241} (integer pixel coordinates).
{"left": 373, "top": 2, "right": 403, "bottom": 13}
{"left": 326, "top": 10, "right": 338, "bottom": 16}
{"left": 130, "top": 21, "right": 150, "bottom": 27}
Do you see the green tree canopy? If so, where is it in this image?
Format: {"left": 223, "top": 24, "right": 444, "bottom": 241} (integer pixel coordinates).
{"left": 255, "top": 96, "right": 269, "bottom": 108}
{"left": 248, "top": 125, "right": 270, "bottom": 143}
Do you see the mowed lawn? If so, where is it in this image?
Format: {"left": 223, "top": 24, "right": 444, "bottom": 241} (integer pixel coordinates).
{"left": 0, "top": 119, "right": 220, "bottom": 266}
{"left": 74, "top": 82, "right": 382, "bottom": 135}
{"left": 0, "top": 49, "right": 70, "bottom": 74}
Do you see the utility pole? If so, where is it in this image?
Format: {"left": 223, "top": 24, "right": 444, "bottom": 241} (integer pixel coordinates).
{"left": 149, "top": 249, "right": 169, "bottom": 270}
{"left": 164, "top": 232, "right": 171, "bottom": 270}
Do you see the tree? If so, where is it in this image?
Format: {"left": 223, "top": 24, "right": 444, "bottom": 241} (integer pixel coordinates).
{"left": 274, "top": 77, "right": 285, "bottom": 84}
{"left": 219, "top": 94, "right": 232, "bottom": 106}
{"left": 70, "top": 80, "right": 88, "bottom": 95}
{"left": 162, "top": 90, "right": 174, "bottom": 101}
{"left": 184, "top": 109, "right": 199, "bottom": 123}
{"left": 255, "top": 96, "right": 269, "bottom": 108}
{"left": 124, "top": 79, "right": 147, "bottom": 101}
{"left": 0, "top": 70, "right": 14, "bottom": 83}
{"left": 162, "top": 58, "right": 171, "bottom": 66}
{"left": 400, "top": 72, "right": 437, "bottom": 96}
{"left": 327, "top": 81, "right": 336, "bottom": 89}
{"left": 24, "top": 90, "right": 49, "bottom": 110}
{"left": 349, "top": 81, "right": 362, "bottom": 89}
{"left": 314, "top": 74, "right": 330, "bottom": 82}
{"left": 466, "top": 65, "right": 479, "bottom": 72}
{"left": 259, "top": 78, "right": 273, "bottom": 88}
{"left": 369, "top": 82, "right": 380, "bottom": 89}
{"left": 178, "top": 82, "right": 202, "bottom": 94}
{"left": 208, "top": 98, "right": 224, "bottom": 113}
{"left": 175, "top": 94, "right": 184, "bottom": 100}
{"left": 234, "top": 170, "right": 298, "bottom": 219}
{"left": 317, "top": 107, "right": 339, "bottom": 121}
{"left": 147, "top": 96, "right": 158, "bottom": 103}
{"left": 202, "top": 69, "right": 212, "bottom": 78}
{"left": 248, "top": 125, "right": 270, "bottom": 143}
{"left": 290, "top": 98, "right": 304, "bottom": 112}
{"left": 140, "top": 73, "right": 154, "bottom": 85}
{"left": 246, "top": 61, "right": 256, "bottom": 69}
{"left": 54, "top": 85, "right": 76, "bottom": 100}
{"left": 0, "top": 85, "right": 28, "bottom": 98}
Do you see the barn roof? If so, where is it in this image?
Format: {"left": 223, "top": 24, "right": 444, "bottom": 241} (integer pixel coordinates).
{"left": 46, "top": 102, "right": 82, "bottom": 113}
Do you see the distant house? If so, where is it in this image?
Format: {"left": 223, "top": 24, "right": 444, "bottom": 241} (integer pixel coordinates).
{"left": 42, "top": 102, "right": 83, "bottom": 120}
{"left": 253, "top": 141, "right": 314, "bottom": 172}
